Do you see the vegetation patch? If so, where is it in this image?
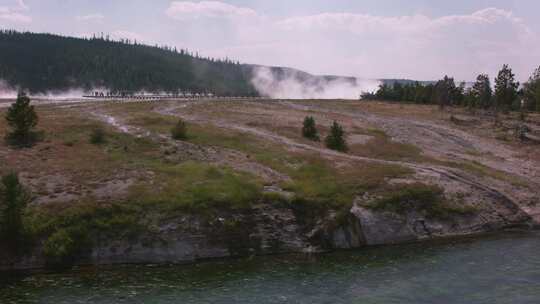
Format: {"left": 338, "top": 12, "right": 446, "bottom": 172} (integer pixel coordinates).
{"left": 284, "top": 159, "right": 412, "bottom": 227}
{"left": 302, "top": 116, "right": 320, "bottom": 141}
{"left": 367, "top": 183, "right": 477, "bottom": 219}
{"left": 25, "top": 200, "right": 144, "bottom": 266}
{"left": 349, "top": 128, "right": 424, "bottom": 161}
{"left": 128, "top": 161, "right": 263, "bottom": 214}
{"left": 450, "top": 160, "right": 529, "bottom": 188}
{"left": 325, "top": 121, "right": 348, "bottom": 152}
{"left": 171, "top": 119, "right": 188, "bottom": 140}
{"left": 128, "top": 113, "right": 176, "bottom": 134}
{"left": 89, "top": 127, "right": 106, "bottom": 144}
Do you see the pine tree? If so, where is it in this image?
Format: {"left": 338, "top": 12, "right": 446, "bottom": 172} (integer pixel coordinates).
{"left": 434, "top": 76, "right": 456, "bottom": 110}
{"left": 494, "top": 64, "right": 520, "bottom": 112}
{"left": 325, "top": 121, "right": 347, "bottom": 152}
{"left": 5, "top": 92, "right": 39, "bottom": 146}
{"left": 0, "top": 173, "right": 30, "bottom": 250}
{"left": 471, "top": 74, "right": 492, "bottom": 109}
{"left": 302, "top": 116, "right": 320, "bottom": 141}
{"left": 523, "top": 66, "right": 540, "bottom": 112}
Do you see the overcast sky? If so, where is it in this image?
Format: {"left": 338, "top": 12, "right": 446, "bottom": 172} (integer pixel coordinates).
{"left": 1, "top": 0, "right": 539, "bottom": 82}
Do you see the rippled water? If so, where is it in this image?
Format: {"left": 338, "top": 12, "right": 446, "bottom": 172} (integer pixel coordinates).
{"left": 2, "top": 231, "right": 540, "bottom": 304}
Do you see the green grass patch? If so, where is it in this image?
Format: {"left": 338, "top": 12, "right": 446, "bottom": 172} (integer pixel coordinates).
{"left": 128, "top": 161, "right": 263, "bottom": 214}
{"left": 283, "top": 158, "right": 413, "bottom": 227}
{"left": 367, "top": 183, "right": 477, "bottom": 219}
{"left": 24, "top": 200, "right": 144, "bottom": 265}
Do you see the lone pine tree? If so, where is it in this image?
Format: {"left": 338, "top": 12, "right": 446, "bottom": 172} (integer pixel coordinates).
{"left": 0, "top": 173, "right": 30, "bottom": 251}
{"left": 5, "top": 92, "right": 39, "bottom": 146}
{"left": 325, "top": 121, "right": 347, "bottom": 152}
{"left": 494, "top": 64, "right": 520, "bottom": 112}
{"left": 302, "top": 116, "right": 320, "bottom": 141}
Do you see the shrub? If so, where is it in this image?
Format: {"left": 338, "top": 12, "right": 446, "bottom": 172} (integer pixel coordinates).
{"left": 89, "top": 128, "right": 106, "bottom": 144}
{"left": 171, "top": 119, "right": 187, "bottom": 140}
{"left": 325, "top": 121, "right": 348, "bottom": 152}
{"left": 43, "top": 228, "right": 76, "bottom": 263}
{"left": 5, "top": 92, "right": 40, "bottom": 147}
{"left": 0, "top": 173, "right": 30, "bottom": 250}
{"left": 302, "top": 116, "right": 320, "bottom": 141}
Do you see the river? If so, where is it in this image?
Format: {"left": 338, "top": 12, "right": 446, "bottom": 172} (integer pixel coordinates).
{"left": 1, "top": 231, "right": 539, "bottom": 304}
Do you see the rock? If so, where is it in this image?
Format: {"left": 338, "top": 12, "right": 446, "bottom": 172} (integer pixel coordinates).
{"left": 351, "top": 206, "right": 419, "bottom": 245}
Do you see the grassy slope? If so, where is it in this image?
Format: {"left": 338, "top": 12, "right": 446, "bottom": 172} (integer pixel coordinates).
{"left": 1, "top": 101, "right": 498, "bottom": 263}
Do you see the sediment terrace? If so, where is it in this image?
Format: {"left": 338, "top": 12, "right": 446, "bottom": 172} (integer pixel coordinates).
{"left": 1, "top": 98, "right": 539, "bottom": 269}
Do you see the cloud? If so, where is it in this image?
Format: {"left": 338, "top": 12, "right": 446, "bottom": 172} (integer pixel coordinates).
{"left": 16, "top": 0, "right": 28, "bottom": 11}
{"left": 76, "top": 13, "right": 105, "bottom": 22}
{"left": 167, "top": 4, "right": 539, "bottom": 82}
{"left": 166, "top": 1, "right": 258, "bottom": 20}
{"left": 0, "top": 0, "right": 31, "bottom": 23}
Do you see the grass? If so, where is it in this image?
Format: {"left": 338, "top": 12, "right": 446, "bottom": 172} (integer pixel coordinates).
{"left": 89, "top": 128, "right": 106, "bottom": 144}
{"left": 284, "top": 158, "right": 412, "bottom": 208}
{"left": 366, "top": 183, "right": 477, "bottom": 219}
{"left": 123, "top": 109, "right": 418, "bottom": 215}
{"left": 448, "top": 160, "right": 529, "bottom": 188}
{"left": 2, "top": 101, "right": 504, "bottom": 266}
{"left": 349, "top": 128, "right": 425, "bottom": 161}
{"left": 128, "top": 161, "right": 263, "bottom": 213}
{"left": 280, "top": 158, "right": 413, "bottom": 228}
{"left": 24, "top": 199, "right": 144, "bottom": 265}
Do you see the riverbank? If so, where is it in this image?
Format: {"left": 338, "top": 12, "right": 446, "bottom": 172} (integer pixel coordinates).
{"left": 1, "top": 99, "right": 539, "bottom": 271}
{"left": 2, "top": 230, "right": 540, "bottom": 304}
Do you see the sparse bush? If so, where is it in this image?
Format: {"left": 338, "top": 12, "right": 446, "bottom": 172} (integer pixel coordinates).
{"left": 325, "top": 121, "right": 347, "bottom": 152}
{"left": 5, "top": 92, "right": 40, "bottom": 147}
{"left": 302, "top": 116, "right": 320, "bottom": 141}
{"left": 171, "top": 119, "right": 187, "bottom": 140}
{"left": 43, "top": 228, "right": 76, "bottom": 263}
{"left": 89, "top": 128, "right": 106, "bottom": 144}
{"left": 368, "top": 183, "right": 476, "bottom": 219}
{"left": 0, "top": 173, "right": 31, "bottom": 250}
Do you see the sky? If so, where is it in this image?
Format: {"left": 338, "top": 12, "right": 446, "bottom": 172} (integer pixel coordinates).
{"left": 1, "top": 0, "right": 539, "bottom": 82}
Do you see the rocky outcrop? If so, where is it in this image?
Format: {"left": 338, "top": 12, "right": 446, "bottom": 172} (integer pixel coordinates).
{"left": 0, "top": 189, "right": 533, "bottom": 271}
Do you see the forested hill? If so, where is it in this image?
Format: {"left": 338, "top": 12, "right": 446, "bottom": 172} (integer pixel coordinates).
{"left": 0, "top": 30, "right": 259, "bottom": 96}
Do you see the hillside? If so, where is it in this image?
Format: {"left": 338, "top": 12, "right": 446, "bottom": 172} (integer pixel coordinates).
{"left": 0, "top": 31, "right": 436, "bottom": 99}
{"left": 1, "top": 98, "right": 539, "bottom": 270}
{"left": 0, "top": 30, "right": 258, "bottom": 96}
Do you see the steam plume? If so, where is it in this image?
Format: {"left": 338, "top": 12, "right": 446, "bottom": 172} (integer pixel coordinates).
{"left": 251, "top": 66, "right": 380, "bottom": 99}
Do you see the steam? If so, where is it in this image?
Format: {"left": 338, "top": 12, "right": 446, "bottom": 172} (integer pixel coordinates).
{"left": 251, "top": 66, "right": 380, "bottom": 99}
{"left": 0, "top": 80, "right": 16, "bottom": 99}
{"left": 0, "top": 80, "right": 95, "bottom": 100}
{"left": 0, "top": 81, "right": 106, "bottom": 108}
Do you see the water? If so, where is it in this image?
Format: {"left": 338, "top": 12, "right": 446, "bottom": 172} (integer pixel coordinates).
{"left": 2, "top": 231, "right": 540, "bottom": 304}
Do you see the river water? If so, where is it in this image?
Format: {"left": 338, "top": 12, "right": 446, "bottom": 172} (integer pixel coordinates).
{"left": 1, "top": 231, "right": 539, "bottom": 304}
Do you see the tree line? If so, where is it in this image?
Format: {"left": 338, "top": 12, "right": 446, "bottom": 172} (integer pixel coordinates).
{"left": 363, "top": 65, "right": 540, "bottom": 112}
{"left": 0, "top": 30, "right": 259, "bottom": 96}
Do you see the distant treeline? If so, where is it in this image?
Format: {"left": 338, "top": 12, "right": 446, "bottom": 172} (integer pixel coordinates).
{"left": 0, "top": 30, "right": 259, "bottom": 96}
{"left": 363, "top": 65, "right": 540, "bottom": 112}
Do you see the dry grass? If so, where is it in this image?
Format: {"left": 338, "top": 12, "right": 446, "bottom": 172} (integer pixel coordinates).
{"left": 348, "top": 128, "right": 424, "bottom": 162}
